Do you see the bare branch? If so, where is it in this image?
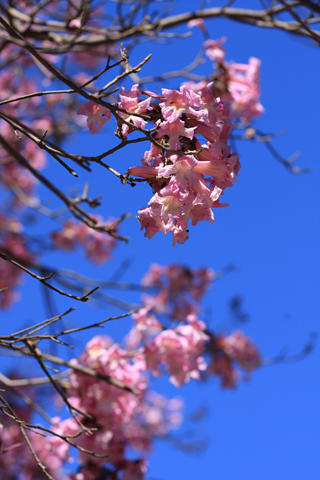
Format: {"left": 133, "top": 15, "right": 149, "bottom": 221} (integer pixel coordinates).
{"left": 0, "top": 252, "right": 99, "bottom": 302}
{"left": 0, "top": 395, "right": 55, "bottom": 480}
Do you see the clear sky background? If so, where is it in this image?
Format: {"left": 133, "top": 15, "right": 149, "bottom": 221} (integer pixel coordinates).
{"left": 1, "top": 1, "right": 320, "bottom": 479}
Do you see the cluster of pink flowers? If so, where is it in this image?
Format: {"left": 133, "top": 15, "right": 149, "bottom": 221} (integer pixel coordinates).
{"left": 0, "top": 261, "right": 261, "bottom": 479}
{"left": 209, "top": 331, "right": 260, "bottom": 387}
{"left": 144, "top": 314, "right": 209, "bottom": 386}
{"left": 141, "top": 263, "right": 214, "bottom": 319}
{"left": 125, "top": 84, "right": 240, "bottom": 245}
{"left": 126, "top": 263, "right": 260, "bottom": 390}
{"left": 127, "top": 316, "right": 209, "bottom": 387}
{"left": 126, "top": 263, "right": 214, "bottom": 350}
{"left": 192, "top": 37, "right": 264, "bottom": 123}
{"left": 75, "top": 38, "right": 264, "bottom": 245}
{"left": 128, "top": 264, "right": 260, "bottom": 389}
{"left": 77, "top": 79, "right": 241, "bottom": 245}
{"left": 0, "top": 215, "right": 34, "bottom": 308}
{"left": 51, "top": 218, "right": 118, "bottom": 264}
{"left": 55, "top": 335, "right": 181, "bottom": 479}
{"left": 0, "top": 335, "right": 183, "bottom": 480}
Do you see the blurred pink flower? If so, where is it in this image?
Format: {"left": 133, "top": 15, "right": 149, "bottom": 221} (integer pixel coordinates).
{"left": 77, "top": 100, "right": 111, "bottom": 134}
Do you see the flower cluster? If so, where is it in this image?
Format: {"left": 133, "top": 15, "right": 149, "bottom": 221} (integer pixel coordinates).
{"left": 127, "top": 263, "right": 260, "bottom": 390}
{"left": 209, "top": 331, "right": 261, "bottom": 387}
{"left": 128, "top": 263, "right": 260, "bottom": 389}
{"left": 125, "top": 83, "right": 240, "bottom": 245}
{"left": 141, "top": 263, "right": 214, "bottom": 320}
{"left": 187, "top": 37, "right": 264, "bottom": 124}
{"left": 58, "top": 336, "right": 182, "bottom": 480}
{"left": 75, "top": 39, "right": 264, "bottom": 245}
{"left": 0, "top": 336, "right": 183, "bottom": 480}
{"left": 126, "top": 263, "right": 214, "bottom": 351}
{"left": 126, "top": 314, "right": 209, "bottom": 389}
{"left": 0, "top": 262, "right": 261, "bottom": 479}
{"left": 144, "top": 314, "right": 209, "bottom": 386}
{"left": 51, "top": 218, "right": 118, "bottom": 264}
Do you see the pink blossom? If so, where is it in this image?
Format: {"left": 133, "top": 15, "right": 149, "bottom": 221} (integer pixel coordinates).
{"left": 158, "top": 154, "right": 198, "bottom": 190}
{"left": 77, "top": 100, "right": 111, "bottom": 134}
{"left": 159, "top": 86, "right": 200, "bottom": 123}
{"left": 128, "top": 165, "right": 158, "bottom": 178}
{"left": 141, "top": 263, "right": 214, "bottom": 320}
{"left": 201, "top": 38, "right": 264, "bottom": 123}
{"left": 204, "top": 37, "right": 226, "bottom": 63}
{"left": 187, "top": 18, "right": 208, "bottom": 34}
{"left": 196, "top": 82, "right": 218, "bottom": 126}
{"left": 209, "top": 331, "right": 260, "bottom": 387}
{"left": 227, "top": 57, "right": 264, "bottom": 122}
{"left": 128, "top": 84, "right": 240, "bottom": 244}
{"left": 194, "top": 149, "right": 241, "bottom": 188}
{"left": 126, "top": 307, "right": 163, "bottom": 349}
{"left": 51, "top": 217, "right": 117, "bottom": 264}
{"left": 149, "top": 178, "right": 190, "bottom": 223}
{"left": 220, "top": 331, "right": 260, "bottom": 370}
{"left": 69, "top": 18, "right": 81, "bottom": 29}
{"left": 156, "top": 118, "right": 196, "bottom": 150}
{"left": 117, "top": 85, "right": 151, "bottom": 137}
{"left": 145, "top": 325, "right": 207, "bottom": 386}
{"left": 137, "top": 204, "right": 171, "bottom": 240}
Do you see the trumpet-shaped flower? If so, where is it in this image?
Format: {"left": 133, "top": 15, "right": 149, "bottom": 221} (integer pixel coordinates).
{"left": 77, "top": 100, "right": 111, "bottom": 134}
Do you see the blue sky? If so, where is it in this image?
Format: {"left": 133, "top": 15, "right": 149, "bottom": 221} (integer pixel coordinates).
{"left": 1, "top": 2, "right": 320, "bottom": 479}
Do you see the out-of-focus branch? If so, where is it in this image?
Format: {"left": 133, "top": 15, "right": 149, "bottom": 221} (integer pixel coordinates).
{"left": 0, "top": 371, "right": 70, "bottom": 388}
{"left": 0, "top": 309, "right": 140, "bottom": 394}
{"left": 8, "top": 346, "right": 140, "bottom": 394}
{"left": 2, "top": 2, "right": 319, "bottom": 45}
{"left": 232, "top": 127, "right": 310, "bottom": 175}
{"left": 0, "top": 310, "right": 134, "bottom": 346}
{"left": 24, "top": 341, "right": 94, "bottom": 433}
{"left": 0, "top": 393, "right": 107, "bottom": 477}
{"left": 0, "top": 395, "right": 55, "bottom": 480}
{"left": 0, "top": 133, "right": 130, "bottom": 241}
{"left": 0, "top": 252, "right": 99, "bottom": 302}
{"left": 278, "top": 0, "right": 320, "bottom": 45}
{"left": 261, "top": 333, "right": 317, "bottom": 366}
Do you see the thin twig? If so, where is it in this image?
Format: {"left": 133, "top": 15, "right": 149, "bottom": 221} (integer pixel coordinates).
{"left": 0, "top": 252, "right": 99, "bottom": 302}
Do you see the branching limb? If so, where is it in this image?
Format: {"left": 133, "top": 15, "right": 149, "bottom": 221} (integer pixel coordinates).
{"left": 0, "top": 395, "right": 55, "bottom": 480}
{"left": 3, "top": 2, "right": 319, "bottom": 44}
{"left": 262, "top": 333, "right": 317, "bottom": 366}
{"left": 24, "top": 341, "right": 95, "bottom": 434}
{"left": 0, "top": 133, "right": 130, "bottom": 241}
{"left": 0, "top": 252, "right": 99, "bottom": 302}
{"left": 232, "top": 127, "right": 310, "bottom": 175}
